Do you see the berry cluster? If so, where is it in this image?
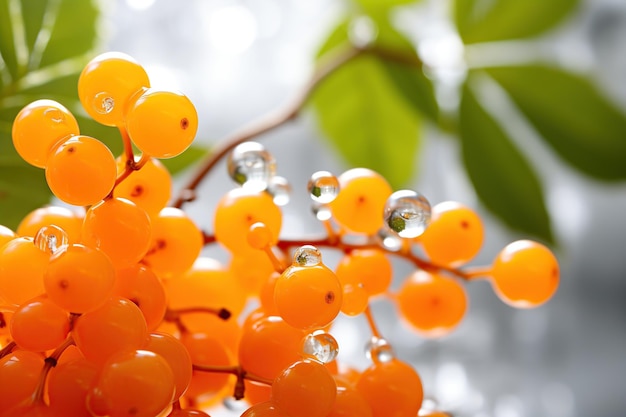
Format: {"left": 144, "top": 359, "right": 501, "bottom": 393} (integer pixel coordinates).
{"left": 0, "top": 52, "right": 559, "bottom": 417}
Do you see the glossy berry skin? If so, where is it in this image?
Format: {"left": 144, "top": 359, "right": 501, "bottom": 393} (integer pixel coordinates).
{"left": 356, "top": 359, "right": 423, "bottom": 417}
{"left": 126, "top": 89, "right": 198, "bottom": 158}
{"left": 274, "top": 263, "right": 343, "bottom": 330}
{"left": 418, "top": 201, "right": 484, "bottom": 267}
{"left": 489, "top": 240, "right": 559, "bottom": 308}
{"left": 12, "top": 99, "right": 80, "bottom": 168}
{"left": 78, "top": 52, "right": 150, "bottom": 126}
{"left": 329, "top": 168, "right": 392, "bottom": 235}
{"left": 396, "top": 270, "right": 467, "bottom": 337}
{"left": 271, "top": 360, "right": 337, "bottom": 417}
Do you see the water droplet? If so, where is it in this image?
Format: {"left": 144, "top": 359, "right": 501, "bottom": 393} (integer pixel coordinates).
{"left": 377, "top": 228, "right": 403, "bottom": 251}
{"left": 34, "top": 225, "right": 69, "bottom": 255}
{"left": 93, "top": 92, "right": 115, "bottom": 114}
{"left": 383, "top": 190, "right": 431, "bottom": 238}
{"left": 44, "top": 108, "right": 64, "bottom": 123}
{"left": 365, "top": 336, "right": 395, "bottom": 363}
{"left": 293, "top": 245, "right": 322, "bottom": 266}
{"left": 307, "top": 171, "right": 339, "bottom": 204}
{"left": 312, "top": 202, "right": 332, "bottom": 221}
{"left": 301, "top": 330, "right": 339, "bottom": 363}
{"left": 268, "top": 175, "right": 291, "bottom": 206}
{"left": 227, "top": 141, "right": 276, "bottom": 192}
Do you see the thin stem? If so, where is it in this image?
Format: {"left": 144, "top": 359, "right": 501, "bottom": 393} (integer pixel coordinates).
{"left": 171, "top": 45, "right": 367, "bottom": 209}
{"left": 165, "top": 306, "right": 232, "bottom": 321}
{"left": 33, "top": 336, "right": 75, "bottom": 403}
{"left": 363, "top": 305, "right": 382, "bottom": 339}
{"left": 192, "top": 364, "right": 273, "bottom": 400}
{"left": 0, "top": 340, "right": 16, "bottom": 359}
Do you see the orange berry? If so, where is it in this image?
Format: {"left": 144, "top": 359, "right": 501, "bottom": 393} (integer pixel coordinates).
{"left": 489, "top": 240, "right": 559, "bottom": 308}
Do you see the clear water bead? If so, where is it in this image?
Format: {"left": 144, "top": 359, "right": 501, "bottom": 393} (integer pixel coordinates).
{"left": 293, "top": 245, "right": 322, "bottom": 266}
{"left": 227, "top": 141, "right": 276, "bottom": 192}
{"left": 365, "top": 336, "right": 395, "bottom": 363}
{"left": 307, "top": 171, "right": 339, "bottom": 204}
{"left": 34, "top": 225, "right": 69, "bottom": 254}
{"left": 301, "top": 330, "right": 339, "bottom": 364}
{"left": 383, "top": 190, "right": 431, "bottom": 238}
{"left": 268, "top": 175, "right": 291, "bottom": 206}
{"left": 377, "top": 227, "right": 403, "bottom": 252}
{"left": 93, "top": 92, "right": 114, "bottom": 114}
{"left": 312, "top": 202, "right": 332, "bottom": 221}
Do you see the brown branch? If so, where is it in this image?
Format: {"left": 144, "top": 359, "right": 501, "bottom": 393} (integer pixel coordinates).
{"left": 192, "top": 364, "right": 273, "bottom": 400}
{"left": 171, "top": 43, "right": 424, "bottom": 209}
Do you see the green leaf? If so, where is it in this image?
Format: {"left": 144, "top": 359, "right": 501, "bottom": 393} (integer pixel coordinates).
{"left": 487, "top": 65, "right": 626, "bottom": 180}
{"left": 0, "top": 163, "right": 51, "bottom": 230}
{"left": 0, "top": 0, "right": 101, "bottom": 227}
{"left": 459, "top": 82, "right": 553, "bottom": 243}
{"left": 454, "top": 0, "right": 580, "bottom": 44}
{"left": 353, "top": 0, "right": 419, "bottom": 15}
{"left": 160, "top": 145, "right": 208, "bottom": 175}
{"left": 311, "top": 20, "right": 424, "bottom": 188}
{"left": 311, "top": 54, "right": 421, "bottom": 188}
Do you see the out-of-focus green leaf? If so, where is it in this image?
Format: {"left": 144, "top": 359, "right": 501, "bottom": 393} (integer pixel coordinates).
{"left": 487, "top": 65, "right": 626, "bottom": 180}
{"left": 354, "top": 0, "right": 419, "bottom": 15}
{"left": 160, "top": 145, "right": 208, "bottom": 175}
{"left": 311, "top": 19, "right": 425, "bottom": 187}
{"left": 382, "top": 61, "right": 438, "bottom": 123}
{"left": 459, "top": 82, "right": 553, "bottom": 243}
{"left": 0, "top": 0, "right": 18, "bottom": 80}
{"left": 454, "top": 0, "right": 580, "bottom": 44}
{"left": 0, "top": 0, "right": 101, "bottom": 227}
{"left": 0, "top": 164, "right": 51, "bottom": 229}
{"left": 311, "top": 54, "right": 421, "bottom": 188}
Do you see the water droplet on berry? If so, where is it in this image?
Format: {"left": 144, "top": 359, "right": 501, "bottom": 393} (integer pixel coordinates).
{"left": 365, "top": 336, "right": 395, "bottom": 363}
{"left": 301, "top": 330, "right": 339, "bottom": 363}
{"left": 44, "top": 108, "right": 64, "bottom": 123}
{"left": 308, "top": 171, "right": 339, "bottom": 204}
{"left": 383, "top": 190, "right": 431, "bottom": 238}
{"left": 227, "top": 141, "right": 276, "bottom": 192}
{"left": 293, "top": 245, "right": 322, "bottom": 266}
{"left": 312, "top": 202, "right": 332, "bottom": 221}
{"left": 268, "top": 175, "right": 291, "bottom": 206}
{"left": 34, "top": 225, "right": 69, "bottom": 254}
{"left": 93, "top": 92, "right": 115, "bottom": 114}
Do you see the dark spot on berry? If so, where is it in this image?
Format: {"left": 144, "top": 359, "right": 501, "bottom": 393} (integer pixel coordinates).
{"left": 180, "top": 118, "right": 189, "bottom": 130}
{"left": 130, "top": 185, "right": 144, "bottom": 197}
{"left": 128, "top": 406, "right": 138, "bottom": 415}
{"left": 59, "top": 279, "right": 69, "bottom": 290}
{"left": 67, "top": 146, "right": 75, "bottom": 154}
{"left": 156, "top": 239, "right": 167, "bottom": 250}
{"left": 0, "top": 313, "right": 5, "bottom": 329}
{"left": 325, "top": 291, "right": 335, "bottom": 304}
{"left": 245, "top": 214, "right": 254, "bottom": 223}
{"left": 430, "top": 297, "right": 440, "bottom": 307}
{"left": 460, "top": 220, "right": 469, "bottom": 229}
{"left": 357, "top": 195, "right": 366, "bottom": 204}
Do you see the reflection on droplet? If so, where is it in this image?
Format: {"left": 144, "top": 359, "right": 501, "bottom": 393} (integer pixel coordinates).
{"left": 301, "top": 330, "right": 339, "bottom": 363}
{"left": 227, "top": 141, "right": 276, "bottom": 192}
{"left": 293, "top": 245, "right": 322, "bottom": 266}
{"left": 268, "top": 175, "right": 291, "bottom": 206}
{"left": 93, "top": 92, "right": 114, "bottom": 114}
{"left": 384, "top": 190, "right": 431, "bottom": 238}
{"left": 365, "top": 336, "right": 395, "bottom": 363}
{"left": 308, "top": 171, "right": 339, "bottom": 204}
{"left": 34, "top": 225, "right": 69, "bottom": 255}
{"left": 312, "top": 202, "right": 332, "bottom": 221}
{"left": 378, "top": 228, "right": 403, "bottom": 251}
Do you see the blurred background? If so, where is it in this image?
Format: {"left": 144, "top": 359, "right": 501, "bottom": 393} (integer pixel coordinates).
{"left": 2, "top": 0, "right": 626, "bottom": 416}
{"left": 99, "top": 1, "right": 626, "bottom": 416}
